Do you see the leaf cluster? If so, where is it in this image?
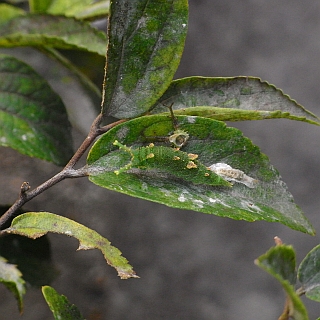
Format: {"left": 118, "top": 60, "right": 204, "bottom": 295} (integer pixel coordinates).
{"left": 0, "top": 0, "right": 320, "bottom": 319}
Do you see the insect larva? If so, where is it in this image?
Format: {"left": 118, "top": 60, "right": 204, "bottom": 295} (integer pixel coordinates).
{"left": 113, "top": 140, "right": 231, "bottom": 187}
{"left": 208, "top": 163, "right": 258, "bottom": 188}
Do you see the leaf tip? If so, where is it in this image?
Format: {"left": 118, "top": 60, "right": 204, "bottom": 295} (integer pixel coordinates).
{"left": 118, "top": 271, "right": 139, "bottom": 280}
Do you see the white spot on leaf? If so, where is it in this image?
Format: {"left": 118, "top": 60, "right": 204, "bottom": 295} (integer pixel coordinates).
{"left": 193, "top": 199, "right": 204, "bottom": 208}
{"left": 0, "top": 137, "right": 7, "bottom": 143}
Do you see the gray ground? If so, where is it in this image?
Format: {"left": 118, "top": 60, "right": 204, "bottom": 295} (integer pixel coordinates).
{"left": 1, "top": 0, "right": 320, "bottom": 319}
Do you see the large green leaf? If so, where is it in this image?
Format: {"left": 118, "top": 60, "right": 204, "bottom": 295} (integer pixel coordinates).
{"left": 102, "top": 0, "right": 188, "bottom": 118}
{"left": 0, "top": 256, "right": 25, "bottom": 313}
{"left": 87, "top": 115, "right": 314, "bottom": 234}
{"left": 42, "top": 286, "right": 84, "bottom": 320}
{"left": 47, "top": 0, "right": 110, "bottom": 20}
{"left": 0, "top": 234, "right": 58, "bottom": 287}
{"left": 150, "top": 77, "right": 320, "bottom": 125}
{"left": 0, "top": 14, "right": 107, "bottom": 56}
{"left": 298, "top": 244, "right": 320, "bottom": 302}
{"left": 4, "top": 212, "right": 138, "bottom": 279}
{"left": 255, "top": 244, "right": 308, "bottom": 320}
{"left": 0, "top": 54, "right": 73, "bottom": 165}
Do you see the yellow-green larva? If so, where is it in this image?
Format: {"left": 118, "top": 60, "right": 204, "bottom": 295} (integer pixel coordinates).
{"left": 113, "top": 140, "right": 231, "bottom": 187}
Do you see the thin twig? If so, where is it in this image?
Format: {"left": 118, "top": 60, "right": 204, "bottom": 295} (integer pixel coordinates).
{"left": 98, "top": 118, "right": 127, "bottom": 134}
{"left": 278, "top": 296, "right": 290, "bottom": 320}
{"left": 65, "top": 113, "right": 103, "bottom": 168}
{"left": 0, "top": 114, "right": 127, "bottom": 231}
{"left": 0, "top": 167, "right": 88, "bottom": 230}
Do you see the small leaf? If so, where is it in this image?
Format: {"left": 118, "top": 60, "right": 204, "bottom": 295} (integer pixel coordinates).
{"left": 87, "top": 115, "right": 314, "bottom": 234}
{"left": 102, "top": 0, "right": 188, "bottom": 118}
{"left": 151, "top": 77, "right": 320, "bottom": 125}
{"left": 47, "top": 0, "right": 110, "bottom": 20}
{"left": 0, "top": 234, "right": 58, "bottom": 287}
{"left": 0, "top": 54, "right": 73, "bottom": 165}
{"left": 4, "top": 212, "right": 138, "bottom": 279}
{"left": 0, "top": 256, "right": 26, "bottom": 313}
{"left": 42, "top": 286, "right": 84, "bottom": 320}
{"left": 0, "top": 14, "right": 107, "bottom": 56}
{"left": 298, "top": 244, "right": 320, "bottom": 302}
{"left": 255, "top": 244, "right": 308, "bottom": 320}
{"left": 29, "top": 0, "right": 53, "bottom": 13}
{"left": 255, "top": 244, "right": 297, "bottom": 286}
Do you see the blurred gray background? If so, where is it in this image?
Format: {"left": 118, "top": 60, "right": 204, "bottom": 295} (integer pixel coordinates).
{"left": 1, "top": 0, "right": 320, "bottom": 319}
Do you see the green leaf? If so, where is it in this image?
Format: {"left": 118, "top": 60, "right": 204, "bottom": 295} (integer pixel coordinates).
{"left": 29, "top": 0, "right": 53, "bottom": 13}
{"left": 0, "top": 256, "right": 25, "bottom": 313}
{"left": 47, "top": 0, "right": 110, "bottom": 20}
{"left": 0, "top": 54, "right": 73, "bottom": 165}
{"left": 0, "top": 234, "right": 58, "bottom": 287}
{"left": 150, "top": 77, "right": 320, "bottom": 125}
{"left": 298, "top": 244, "right": 320, "bottom": 302}
{"left": 87, "top": 115, "right": 314, "bottom": 234}
{"left": 111, "top": 140, "right": 231, "bottom": 187}
{"left": 42, "top": 286, "right": 84, "bottom": 320}
{"left": 0, "top": 4, "right": 25, "bottom": 25}
{"left": 255, "top": 244, "right": 308, "bottom": 320}
{"left": 4, "top": 212, "right": 138, "bottom": 279}
{"left": 102, "top": 0, "right": 188, "bottom": 118}
{"left": 0, "top": 14, "right": 107, "bottom": 56}
{"left": 255, "top": 244, "right": 297, "bottom": 286}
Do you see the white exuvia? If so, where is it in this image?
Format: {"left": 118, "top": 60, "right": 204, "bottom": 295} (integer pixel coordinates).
{"left": 208, "top": 163, "right": 258, "bottom": 188}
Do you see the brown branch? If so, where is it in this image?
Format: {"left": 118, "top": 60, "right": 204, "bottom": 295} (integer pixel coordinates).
{"left": 278, "top": 295, "right": 290, "bottom": 320}
{"left": 65, "top": 113, "right": 103, "bottom": 168}
{"left": 0, "top": 168, "right": 86, "bottom": 230}
{"left": 0, "top": 114, "right": 127, "bottom": 231}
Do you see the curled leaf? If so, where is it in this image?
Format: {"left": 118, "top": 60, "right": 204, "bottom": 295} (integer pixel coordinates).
{"left": 4, "top": 212, "right": 138, "bottom": 279}
{"left": 255, "top": 244, "right": 308, "bottom": 320}
{"left": 151, "top": 77, "right": 320, "bottom": 125}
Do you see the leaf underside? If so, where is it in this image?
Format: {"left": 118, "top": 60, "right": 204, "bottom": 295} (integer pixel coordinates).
{"left": 151, "top": 77, "right": 320, "bottom": 125}
{"left": 255, "top": 245, "right": 308, "bottom": 320}
{"left": 87, "top": 115, "right": 314, "bottom": 234}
